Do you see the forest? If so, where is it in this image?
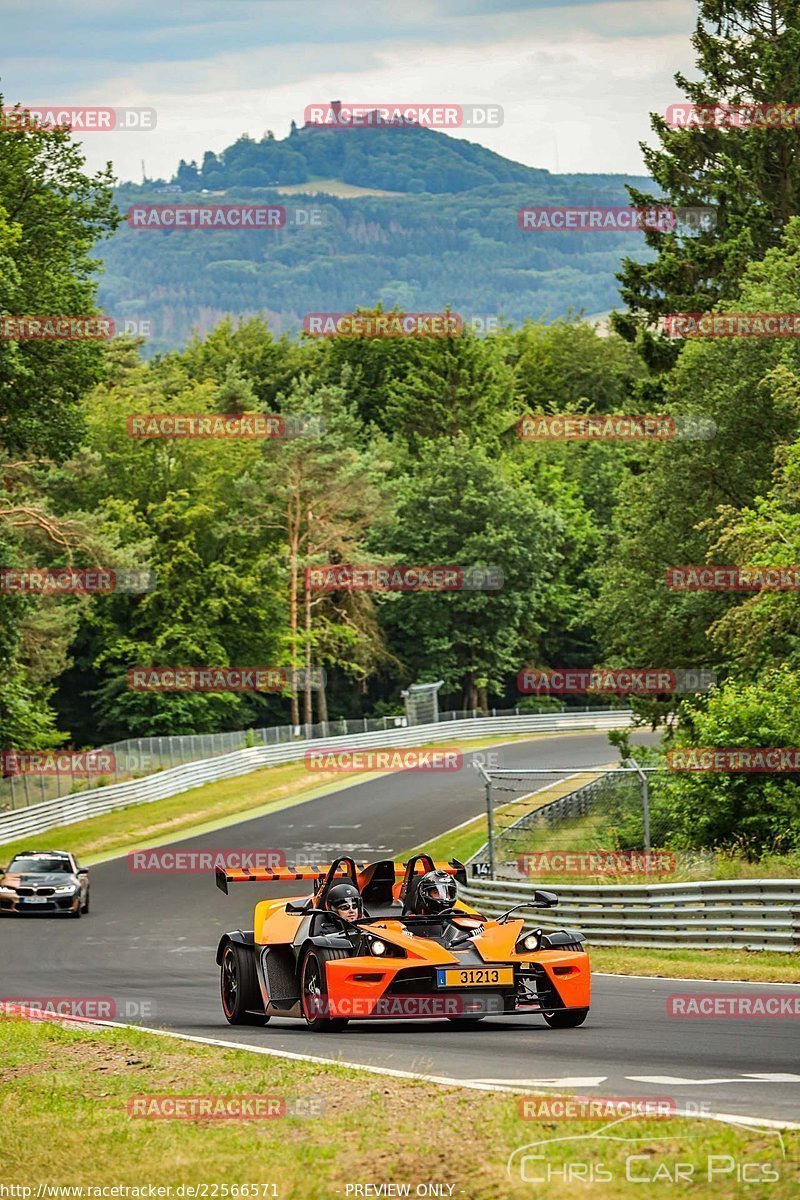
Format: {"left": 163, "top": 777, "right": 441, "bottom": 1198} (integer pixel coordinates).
{"left": 3, "top": 1, "right": 800, "bottom": 856}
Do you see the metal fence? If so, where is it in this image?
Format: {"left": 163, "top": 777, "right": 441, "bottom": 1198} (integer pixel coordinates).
{"left": 472, "top": 762, "right": 679, "bottom": 881}
{"left": 0, "top": 701, "right": 611, "bottom": 813}
{"left": 461, "top": 876, "right": 800, "bottom": 952}
{"left": 0, "top": 709, "right": 634, "bottom": 843}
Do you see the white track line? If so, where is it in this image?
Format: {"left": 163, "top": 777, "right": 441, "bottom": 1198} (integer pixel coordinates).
{"left": 5, "top": 1007, "right": 798, "bottom": 1131}
{"left": 594, "top": 973, "right": 800, "bottom": 987}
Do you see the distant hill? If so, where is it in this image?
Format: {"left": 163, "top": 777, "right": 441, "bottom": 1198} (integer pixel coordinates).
{"left": 171, "top": 114, "right": 552, "bottom": 195}
{"left": 100, "top": 116, "right": 655, "bottom": 352}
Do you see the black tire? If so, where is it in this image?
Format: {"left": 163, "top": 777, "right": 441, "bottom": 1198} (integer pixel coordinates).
{"left": 543, "top": 1007, "right": 589, "bottom": 1028}
{"left": 300, "top": 947, "right": 350, "bottom": 1032}
{"left": 81, "top": 889, "right": 90, "bottom": 915}
{"left": 220, "top": 942, "right": 269, "bottom": 1026}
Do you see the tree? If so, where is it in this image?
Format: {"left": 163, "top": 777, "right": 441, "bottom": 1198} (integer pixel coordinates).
{"left": 383, "top": 321, "right": 515, "bottom": 450}
{"left": 238, "top": 375, "right": 392, "bottom": 724}
{"left": 0, "top": 98, "right": 120, "bottom": 459}
{"left": 655, "top": 667, "right": 800, "bottom": 855}
{"left": 595, "top": 220, "right": 800, "bottom": 717}
{"left": 0, "top": 96, "right": 119, "bottom": 749}
{"left": 615, "top": 1, "right": 800, "bottom": 352}
{"left": 372, "top": 437, "right": 567, "bottom": 710}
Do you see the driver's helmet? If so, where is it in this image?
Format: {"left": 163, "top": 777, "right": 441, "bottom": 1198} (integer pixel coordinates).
{"left": 326, "top": 882, "right": 363, "bottom": 922}
{"left": 416, "top": 869, "right": 457, "bottom": 914}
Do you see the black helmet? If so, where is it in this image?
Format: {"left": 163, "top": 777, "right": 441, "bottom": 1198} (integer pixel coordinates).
{"left": 416, "top": 869, "right": 457, "bottom": 914}
{"left": 326, "top": 882, "right": 363, "bottom": 921}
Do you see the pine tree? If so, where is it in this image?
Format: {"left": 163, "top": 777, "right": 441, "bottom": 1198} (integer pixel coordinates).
{"left": 615, "top": 1, "right": 800, "bottom": 354}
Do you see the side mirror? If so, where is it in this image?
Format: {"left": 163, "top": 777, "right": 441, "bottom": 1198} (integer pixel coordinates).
{"left": 533, "top": 889, "right": 558, "bottom": 907}
{"left": 77, "top": 868, "right": 89, "bottom": 876}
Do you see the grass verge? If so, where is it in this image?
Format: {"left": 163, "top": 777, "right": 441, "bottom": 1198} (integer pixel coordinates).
{"left": 589, "top": 946, "right": 800, "bottom": 984}
{"left": 1, "top": 1016, "right": 797, "bottom": 1199}
{"left": 403, "top": 769, "right": 607, "bottom": 864}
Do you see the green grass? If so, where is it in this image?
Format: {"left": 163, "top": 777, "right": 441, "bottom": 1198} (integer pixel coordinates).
{"left": 2, "top": 1017, "right": 797, "bottom": 1199}
{"left": 590, "top": 946, "right": 800, "bottom": 984}
{"left": 403, "top": 769, "right": 609, "bottom": 863}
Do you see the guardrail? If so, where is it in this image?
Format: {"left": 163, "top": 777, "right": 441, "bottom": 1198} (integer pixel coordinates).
{"left": 0, "top": 709, "right": 633, "bottom": 845}
{"left": 461, "top": 876, "right": 800, "bottom": 952}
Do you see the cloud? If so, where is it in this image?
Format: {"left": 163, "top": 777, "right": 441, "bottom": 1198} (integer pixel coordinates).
{"left": 0, "top": 0, "right": 697, "bottom": 181}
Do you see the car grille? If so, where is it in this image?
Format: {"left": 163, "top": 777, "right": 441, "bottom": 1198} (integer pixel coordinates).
{"left": 16, "top": 887, "right": 56, "bottom": 896}
{"left": 386, "top": 969, "right": 437, "bottom": 994}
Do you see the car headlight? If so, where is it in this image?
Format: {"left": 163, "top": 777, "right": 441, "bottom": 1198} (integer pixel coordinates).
{"left": 0, "top": 886, "right": 16, "bottom": 895}
{"left": 370, "top": 939, "right": 387, "bottom": 956}
{"left": 515, "top": 929, "right": 542, "bottom": 954}
{"left": 53, "top": 885, "right": 78, "bottom": 895}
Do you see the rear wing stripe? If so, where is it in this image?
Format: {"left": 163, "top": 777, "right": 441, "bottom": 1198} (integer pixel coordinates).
{"left": 215, "top": 859, "right": 465, "bottom": 895}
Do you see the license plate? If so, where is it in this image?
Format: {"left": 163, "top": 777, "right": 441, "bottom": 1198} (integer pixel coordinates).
{"left": 23, "top": 897, "right": 48, "bottom": 905}
{"left": 436, "top": 967, "right": 514, "bottom": 988}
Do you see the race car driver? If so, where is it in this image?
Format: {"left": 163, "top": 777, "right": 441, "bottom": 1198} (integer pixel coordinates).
{"left": 414, "top": 869, "right": 484, "bottom": 936}
{"left": 325, "top": 881, "right": 363, "bottom": 922}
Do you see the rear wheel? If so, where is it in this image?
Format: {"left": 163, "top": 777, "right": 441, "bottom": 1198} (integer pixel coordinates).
{"left": 543, "top": 1007, "right": 589, "bottom": 1028}
{"left": 300, "top": 948, "right": 350, "bottom": 1032}
{"left": 220, "top": 942, "right": 269, "bottom": 1026}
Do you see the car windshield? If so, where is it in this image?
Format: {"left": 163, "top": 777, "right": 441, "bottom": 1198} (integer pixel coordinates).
{"left": 8, "top": 857, "right": 72, "bottom": 874}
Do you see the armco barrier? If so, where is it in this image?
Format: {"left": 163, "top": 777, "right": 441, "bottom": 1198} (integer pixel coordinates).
{"left": 461, "top": 877, "right": 800, "bottom": 952}
{"left": 0, "top": 710, "right": 632, "bottom": 845}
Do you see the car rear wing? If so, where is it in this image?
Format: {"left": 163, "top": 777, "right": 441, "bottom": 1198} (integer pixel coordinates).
{"left": 215, "top": 857, "right": 467, "bottom": 895}
{"left": 215, "top": 864, "right": 359, "bottom": 895}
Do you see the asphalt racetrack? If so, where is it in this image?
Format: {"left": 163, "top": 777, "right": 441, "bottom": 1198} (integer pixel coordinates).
{"left": 2, "top": 730, "right": 798, "bottom": 1123}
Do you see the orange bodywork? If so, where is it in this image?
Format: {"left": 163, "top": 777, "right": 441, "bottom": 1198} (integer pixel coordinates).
{"left": 220, "top": 857, "right": 591, "bottom": 1022}
{"left": 253, "top": 901, "right": 590, "bottom": 1019}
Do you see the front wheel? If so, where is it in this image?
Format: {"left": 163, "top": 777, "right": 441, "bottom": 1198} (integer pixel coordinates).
{"left": 300, "top": 948, "right": 350, "bottom": 1032}
{"left": 220, "top": 942, "right": 269, "bottom": 1026}
{"left": 81, "top": 889, "right": 90, "bottom": 914}
{"left": 543, "top": 1007, "right": 589, "bottom": 1028}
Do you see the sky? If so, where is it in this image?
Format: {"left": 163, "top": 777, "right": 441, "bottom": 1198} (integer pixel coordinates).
{"left": 1, "top": 0, "right": 699, "bottom": 182}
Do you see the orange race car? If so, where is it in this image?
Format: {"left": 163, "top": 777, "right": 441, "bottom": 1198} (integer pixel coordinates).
{"left": 215, "top": 854, "right": 590, "bottom": 1031}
